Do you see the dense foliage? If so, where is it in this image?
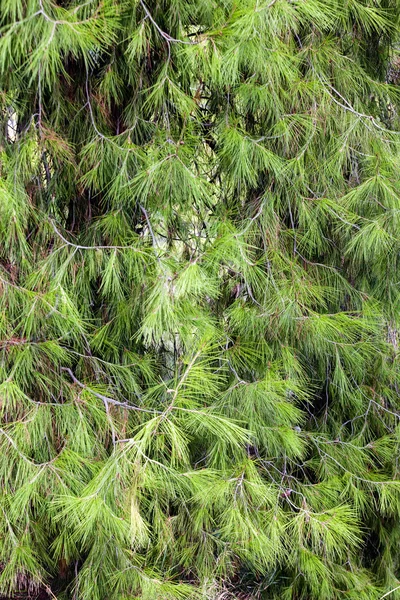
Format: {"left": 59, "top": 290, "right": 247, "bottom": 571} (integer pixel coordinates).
{"left": 1, "top": 0, "right": 400, "bottom": 598}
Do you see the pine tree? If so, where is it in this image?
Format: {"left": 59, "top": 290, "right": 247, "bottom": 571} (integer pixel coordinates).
{"left": 0, "top": 0, "right": 400, "bottom": 598}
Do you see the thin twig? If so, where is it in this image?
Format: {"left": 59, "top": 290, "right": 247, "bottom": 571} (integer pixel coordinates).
{"left": 139, "top": 0, "right": 198, "bottom": 45}
{"left": 50, "top": 218, "right": 147, "bottom": 252}
{"left": 61, "top": 367, "right": 159, "bottom": 413}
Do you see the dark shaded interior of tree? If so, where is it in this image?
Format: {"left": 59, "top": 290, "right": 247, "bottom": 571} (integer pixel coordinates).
{"left": 0, "top": 0, "right": 400, "bottom": 599}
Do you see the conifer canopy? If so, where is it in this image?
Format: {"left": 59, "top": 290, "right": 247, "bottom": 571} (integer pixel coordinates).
{"left": 1, "top": 0, "right": 400, "bottom": 598}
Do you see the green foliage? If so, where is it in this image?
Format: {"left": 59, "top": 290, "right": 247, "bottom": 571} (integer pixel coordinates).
{"left": 0, "top": 0, "right": 400, "bottom": 598}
